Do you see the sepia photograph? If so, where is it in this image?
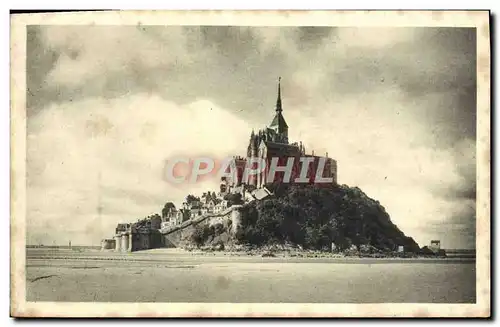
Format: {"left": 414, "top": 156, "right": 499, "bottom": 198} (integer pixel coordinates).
{"left": 10, "top": 10, "right": 490, "bottom": 317}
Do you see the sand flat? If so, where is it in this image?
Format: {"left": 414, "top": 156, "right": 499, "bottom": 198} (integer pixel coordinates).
{"left": 25, "top": 248, "right": 476, "bottom": 303}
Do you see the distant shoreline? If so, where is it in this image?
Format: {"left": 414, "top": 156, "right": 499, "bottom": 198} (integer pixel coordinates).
{"left": 26, "top": 247, "right": 476, "bottom": 264}
{"left": 25, "top": 245, "right": 477, "bottom": 252}
{"left": 186, "top": 249, "right": 476, "bottom": 261}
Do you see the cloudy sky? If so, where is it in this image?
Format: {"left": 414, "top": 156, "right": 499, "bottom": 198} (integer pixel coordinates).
{"left": 26, "top": 26, "right": 476, "bottom": 248}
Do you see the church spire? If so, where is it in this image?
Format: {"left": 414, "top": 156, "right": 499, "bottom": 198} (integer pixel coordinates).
{"left": 275, "top": 77, "right": 282, "bottom": 113}
{"left": 269, "top": 76, "right": 288, "bottom": 144}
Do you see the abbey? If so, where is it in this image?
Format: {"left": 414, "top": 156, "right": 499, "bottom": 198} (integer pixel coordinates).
{"left": 221, "top": 78, "right": 337, "bottom": 194}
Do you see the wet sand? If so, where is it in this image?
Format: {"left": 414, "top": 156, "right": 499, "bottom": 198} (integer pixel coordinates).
{"left": 26, "top": 248, "right": 476, "bottom": 303}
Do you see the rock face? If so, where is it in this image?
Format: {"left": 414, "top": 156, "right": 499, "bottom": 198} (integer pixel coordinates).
{"left": 187, "top": 184, "right": 420, "bottom": 253}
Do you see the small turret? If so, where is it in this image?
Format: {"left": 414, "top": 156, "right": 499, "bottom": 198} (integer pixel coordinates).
{"left": 247, "top": 131, "right": 255, "bottom": 157}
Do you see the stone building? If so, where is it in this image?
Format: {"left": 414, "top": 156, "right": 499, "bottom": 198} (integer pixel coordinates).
{"left": 113, "top": 215, "right": 163, "bottom": 252}
{"left": 222, "top": 78, "right": 337, "bottom": 194}
{"left": 161, "top": 204, "right": 191, "bottom": 229}
{"left": 429, "top": 240, "right": 441, "bottom": 252}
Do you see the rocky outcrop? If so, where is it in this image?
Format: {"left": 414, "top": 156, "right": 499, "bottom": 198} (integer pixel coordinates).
{"left": 185, "top": 184, "right": 420, "bottom": 253}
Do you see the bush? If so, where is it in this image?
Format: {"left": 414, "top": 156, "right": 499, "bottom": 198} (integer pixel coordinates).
{"left": 214, "top": 223, "right": 225, "bottom": 235}
{"left": 224, "top": 193, "right": 244, "bottom": 206}
{"left": 191, "top": 224, "right": 212, "bottom": 247}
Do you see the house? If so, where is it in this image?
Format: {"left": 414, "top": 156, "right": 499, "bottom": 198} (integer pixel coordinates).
{"left": 190, "top": 207, "right": 202, "bottom": 217}
{"left": 205, "top": 199, "right": 218, "bottom": 213}
{"left": 161, "top": 221, "right": 172, "bottom": 229}
{"left": 214, "top": 199, "right": 228, "bottom": 213}
{"left": 168, "top": 209, "right": 186, "bottom": 226}
{"left": 252, "top": 187, "right": 272, "bottom": 201}
{"left": 163, "top": 206, "right": 177, "bottom": 220}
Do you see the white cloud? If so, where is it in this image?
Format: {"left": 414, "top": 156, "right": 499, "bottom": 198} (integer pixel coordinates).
{"left": 285, "top": 89, "right": 473, "bottom": 248}
{"left": 334, "top": 27, "right": 418, "bottom": 50}
{"left": 41, "top": 26, "right": 200, "bottom": 88}
{"left": 251, "top": 27, "right": 299, "bottom": 56}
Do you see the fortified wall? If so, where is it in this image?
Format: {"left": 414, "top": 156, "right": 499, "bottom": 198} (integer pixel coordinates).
{"left": 162, "top": 205, "right": 244, "bottom": 248}
{"left": 109, "top": 216, "right": 163, "bottom": 252}
{"left": 106, "top": 205, "right": 245, "bottom": 252}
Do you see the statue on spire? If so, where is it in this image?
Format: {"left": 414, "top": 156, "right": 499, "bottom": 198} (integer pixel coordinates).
{"left": 276, "top": 76, "right": 282, "bottom": 113}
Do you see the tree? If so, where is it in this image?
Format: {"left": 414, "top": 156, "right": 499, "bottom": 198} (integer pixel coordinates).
{"left": 191, "top": 223, "right": 211, "bottom": 247}
{"left": 232, "top": 184, "right": 420, "bottom": 252}
{"left": 224, "top": 193, "right": 243, "bottom": 206}
{"left": 186, "top": 194, "right": 200, "bottom": 204}
{"left": 213, "top": 223, "right": 225, "bottom": 235}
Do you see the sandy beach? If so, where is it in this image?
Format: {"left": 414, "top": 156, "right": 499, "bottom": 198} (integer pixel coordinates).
{"left": 25, "top": 248, "right": 476, "bottom": 303}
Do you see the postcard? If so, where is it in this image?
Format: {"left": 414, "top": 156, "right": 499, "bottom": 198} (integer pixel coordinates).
{"left": 10, "top": 10, "right": 490, "bottom": 318}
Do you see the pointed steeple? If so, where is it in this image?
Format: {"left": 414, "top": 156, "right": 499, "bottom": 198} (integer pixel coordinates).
{"left": 269, "top": 77, "right": 289, "bottom": 144}
{"left": 275, "top": 77, "right": 282, "bottom": 113}
{"left": 270, "top": 77, "right": 288, "bottom": 131}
